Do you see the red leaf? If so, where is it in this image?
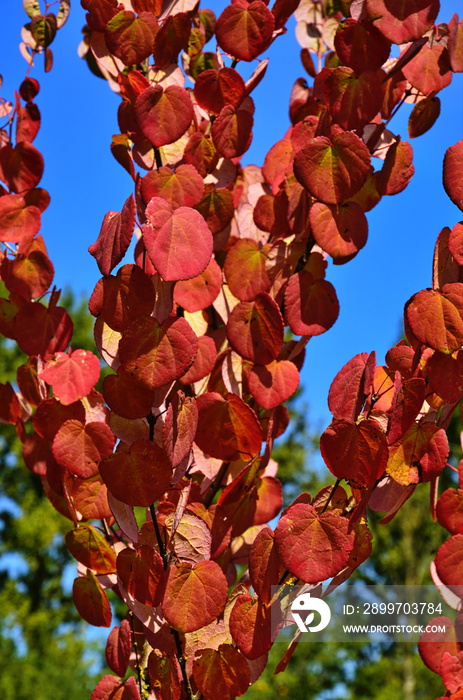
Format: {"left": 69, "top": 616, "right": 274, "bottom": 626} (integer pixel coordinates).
{"left": 195, "top": 392, "right": 262, "bottom": 461}
{"left": 105, "top": 11, "right": 158, "bottom": 66}
{"left": 65, "top": 472, "right": 112, "bottom": 521}
{"left": 119, "top": 316, "right": 198, "bottom": 390}
{"left": 387, "top": 422, "right": 449, "bottom": 485}
{"left": 216, "top": 1, "right": 275, "bottom": 61}
{"left": 179, "top": 335, "right": 217, "bottom": 385}
{"left": 437, "top": 489, "right": 463, "bottom": 535}
{"left": 117, "top": 545, "right": 165, "bottom": 606}
{"left": 334, "top": 18, "right": 391, "bottom": 73}
{"left": 425, "top": 350, "right": 463, "bottom": 403}
{"left": 162, "top": 392, "right": 198, "bottom": 468}
{"left": 448, "top": 13, "right": 463, "bottom": 73}
{"left": 229, "top": 594, "right": 274, "bottom": 659}
{"left": 193, "top": 645, "right": 251, "bottom": 700}
{"left": 405, "top": 284, "right": 463, "bottom": 354}
{"left": 33, "top": 397, "right": 86, "bottom": 441}
{"left": 378, "top": 140, "right": 414, "bottom": 196}
{"left": 105, "top": 619, "right": 132, "bottom": 678}
{"left": 274, "top": 502, "right": 355, "bottom": 582}
{"left": 320, "top": 418, "right": 389, "bottom": 488}
{"left": 88, "top": 195, "right": 136, "bottom": 277}
{"left": 226, "top": 292, "right": 284, "bottom": 364}
{"left": 0, "top": 142, "right": 44, "bottom": 193}
{"left": 173, "top": 257, "right": 222, "bottom": 312}
{"left": 40, "top": 349, "right": 100, "bottom": 404}
{"left": 1, "top": 249, "right": 54, "bottom": 300}
{"left": 444, "top": 140, "right": 463, "bottom": 212}
{"left": 212, "top": 103, "right": 254, "bottom": 159}
{"left": 142, "top": 198, "right": 212, "bottom": 281}
{"left": 402, "top": 44, "right": 452, "bottom": 95}
{"left": 15, "top": 302, "right": 73, "bottom": 358}
{"left": 0, "top": 194, "right": 41, "bottom": 243}
{"left": 224, "top": 239, "right": 271, "bottom": 302}
{"left": 90, "top": 675, "right": 122, "bottom": 700}
{"left": 194, "top": 68, "right": 246, "bottom": 115}
{"left": 99, "top": 439, "right": 172, "bottom": 506}
{"left": 436, "top": 534, "right": 463, "bottom": 590}
{"left": 419, "top": 617, "right": 461, "bottom": 674}
{"left": 387, "top": 377, "right": 427, "bottom": 444}
{"left": 328, "top": 351, "right": 376, "bottom": 420}
{"left": 323, "top": 67, "right": 385, "bottom": 132}
{"left": 103, "top": 369, "right": 154, "bottom": 419}
{"left": 52, "top": 419, "right": 115, "bottom": 478}
{"left": 148, "top": 649, "right": 182, "bottom": 700}
{"left": 16, "top": 103, "right": 41, "bottom": 143}
{"left": 65, "top": 524, "right": 117, "bottom": 573}
{"left": 73, "top": 571, "right": 112, "bottom": 627}
{"left": 294, "top": 131, "right": 371, "bottom": 204}
{"left": 135, "top": 85, "right": 193, "bottom": 148}
{"left": 309, "top": 201, "right": 368, "bottom": 263}
{"left": 440, "top": 651, "right": 463, "bottom": 694}
{"left": 0, "top": 382, "right": 22, "bottom": 424}
{"left": 285, "top": 270, "right": 339, "bottom": 336}
{"left": 249, "top": 527, "right": 281, "bottom": 604}
{"left": 162, "top": 560, "right": 228, "bottom": 633}
{"left": 365, "top": 0, "right": 439, "bottom": 44}
{"left": 194, "top": 185, "right": 234, "bottom": 234}
{"left": 140, "top": 165, "right": 204, "bottom": 210}
{"left": 153, "top": 12, "right": 190, "bottom": 68}
{"left": 449, "top": 222, "right": 463, "bottom": 265}
{"left": 408, "top": 96, "right": 441, "bottom": 138}
{"left": 248, "top": 359, "right": 300, "bottom": 410}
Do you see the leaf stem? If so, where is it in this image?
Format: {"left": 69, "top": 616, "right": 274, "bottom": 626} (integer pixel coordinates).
{"left": 203, "top": 461, "right": 230, "bottom": 508}
{"left": 172, "top": 627, "right": 194, "bottom": 699}
{"left": 130, "top": 612, "right": 143, "bottom": 697}
{"left": 321, "top": 479, "right": 341, "bottom": 514}
{"left": 150, "top": 503, "right": 168, "bottom": 570}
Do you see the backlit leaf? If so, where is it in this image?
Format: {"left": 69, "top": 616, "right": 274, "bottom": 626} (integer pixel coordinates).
{"left": 328, "top": 351, "right": 376, "bottom": 420}
{"left": 117, "top": 545, "right": 165, "bottom": 606}
{"left": 436, "top": 489, "right": 463, "bottom": 535}
{"left": 162, "top": 560, "right": 228, "bottom": 633}
{"left": 386, "top": 422, "right": 449, "bottom": 485}
{"left": 88, "top": 195, "right": 136, "bottom": 277}
{"left": 405, "top": 284, "right": 463, "bottom": 354}
{"left": 162, "top": 393, "right": 198, "bottom": 468}
{"left": 173, "top": 258, "right": 222, "bottom": 312}
{"left": 119, "top": 315, "right": 198, "bottom": 390}
{"left": 229, "top": 594, "right": 274, "bottom": 660}
{"left": 419, "top": 617, "right": 461, "bottom": 674}
{"left": 143, "top": 198, "right": 213, "bottom": 281}
{"left": 53, "top": 419, "right": 115, "bottom": 478}
{"left": 212, "top": 103, "right": 254, "bottom": 159}
{"left": 436, "top": 534, "right": 463, "bottom": 590}
{"left": 65, "top": 524, "right": 117, "bottom": 574}
{"left": 285, "top": 271, "right": 339, "bottom": 336}
{"left": 443, "top": 140, "right": 463, "bottom": 212}
{"left": 105, "top": 620, "right": 132, "bottom": 678}
{"left": 294, "top": 132, "right": 371, "bottom": 204}
{"left": 135, "top": 85, "right": 193, "bottom": 148}
{"left": 194, "top": 186, "right": 234, "bottom": 234}
{"left": 248, "top": 360, "right": 300, "bottom": 410}
{"left": 309, "top": 202, "right": 368, "bottom": 262}
{"left": 226, "top": 292, "right": 284, "bottom": 365}
{"left": 148, "top": 650, "right": 182, "bottom": 700}
{"left": 179, "top": 335, "right": 217, "bottom": 385}
{"left": 365, "top": 0, "right": 439, "bottom": 44}
{"left": 274, "top": 502, "right": 355, "bottom": 582}
{"left": 0, "top": 142, "right": 44, "bottom": 193}
{"left": 193, "top": 645, "right": 250, "bottom": 700}
{"left": 323, "top": 67, "right": 385, "bottom": 132}
{"left": 194, "top": 68, "right": 246, "bottom": 115}
{"left": 153, "top": 12, "right": 190, "bottom": 68}
{"left": 105, "top": 11, "right": 158, "bottom": 66}
{"left": 140, "top": 165, "right": 204, "bottom": 209}
{"left": 334, "top": 18, "right": 391, "bottom": 73}
{"left": 73, "top": 571, "right": 112, "bottom": 627}
{"left": 1, "top": 248, "right": 54, "bottom": 299}
{"left": 195, "top": 392, "right": 262, "bottom": 461}
{"left": 99, "top": 439, "right": 172, "bottom": 506}
{"left": 0, "top": 194, "right": 41, "bottom": 243}
{"left": 224, "top": 239, "right": 271, "bottom": 302}
{"left": 249, "top": 527, "right": 281, "bottom": 604}
{"left": 216, "top": 2, "right": 275, "bottom": 61}
{"left": 402, "top": 44, "right": 452, "bottom": 95}
{"left": 40, "top": 349, "right": 100, "bottom": 404}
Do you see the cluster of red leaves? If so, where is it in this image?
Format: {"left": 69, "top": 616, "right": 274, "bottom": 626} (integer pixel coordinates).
{"left": 1, "top": 0, "right": 463, "bottom": 698}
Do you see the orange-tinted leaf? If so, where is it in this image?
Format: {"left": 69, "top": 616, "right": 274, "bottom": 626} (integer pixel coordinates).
{"left": 148, "top": 649, "right": 182, "bottom": 700}
{"left": 135, "top": 85, "right": 193, "bottom": 148}
{"left": 88, "top": 194, "right": 136, "bottom": 277}
{"left": 328, "top": 351, "right": 376, "bottom": 420}
{"left": 294, "top": 132, "right": 371, "bottom": 204}
{"left": 183, "top": 132, "right": 218, "bottom": 178}
{"left": 365, "top": 0, "right": 439, "bottom": 44}
{"left": 65, "top": 524, "right": 117, "bottom": 573}
{"left": 274, "top": 502, "right": 355, "bottom": 583}
{"left": 408, "top": 96, "right": 441, "bottom": 138}
{"left": 195, "top": 391, "right": 262, "bottom": 461}
{"left": 406, "top": 284, "right": 463, "bottom": 354}
{"left": 103, "top": 369, "right": 154, "bottom": 419}
{"left": 378, "top": 139, "right": 414, "bottom": 195}
{"left": 229, "top": 594, "right": 274, "bottom": 660}
{"left": 162, "top": 560, "right": 228, "bottom": 633}
{"left": 419, "top": 617, "right": 460, "bottom": 674}
{"left": 163, "top": 393, "right": 198, "bottom": 468}
{"left": 0, "top": 249, "right": 54, "bottom": 299}
{"left": 216, "top": 1, "right": 275, "bottom": 61}
{"left": 40, "top": 349, "right": 100, "bottom": 404}
{"left": 105, "top": 11, "right": 158, "bottom": 66}
{"left": 334, "top": 18, "right": 391, "bottom": 73}
{"left": 226, "top": 292, "right": 284, "bottom": 364}
{"left": 65, "top": 472, "right": 112, "bottom": 521}
{"left": 402, "top": 44, "right": 452, "bottom": 96}
{"left": 194, "top": 186, "right": 234, "bottom": 234}
{"left": 448, "top": 13, "right": 463, "bottom": 73}
{"left": 73, "top": 571, "right": 112, "bottom": 627}
{"left": 387, "top": 421, "right": 449, "bottom": 485}
{"left": 444, "top": 141, "right": 463, "bottom": 212}
{"left": 224, "top": 239, "right": 271, "bottom": 302}
{"left": 117, "top": 545, "right": 165, "bottom": 606}
{"left": 143, "top": 198, "right": 212, "bottom": 281}
{"left": 173, "top": 257, "right": 222, "bottom": 312}
{"left": 249, "top": 527, "right": 281, "bottom": 604}
{"left": 194, "top": 67, "right": 246, "bottom": 115}
{"left": 33, "top": 397, "right": 85, "bottom": 441}
{"left": 193, "top": 645, "right": 250, "bottom": 700}
{"left": 436, "top": 534, "right": 463, "bottom": 590}
{"left": 309, "top": 201, "right": 368, "bottom": 263}
{"left": 179, "top": 335, "right": 217, "bottom": 385}
{"left": 248, "top": 360, "right": 299, "bottom": 410}
{"left": 285, "top": 270, "right": 339, "bottom": 336}
{"left": 140, "top": 165, "right": 204, "bottom": 209}
{"left": 212, "top": 103, "right": 254, "bottom": 159}
{"left": 17, "top": 357, "right": 43, "bottom": 407}
{"left": 105, "top": 620, "right": 132, "bottom": 678}
{"left": 320, "top": 418, "right": 389, "bottom": 488}
{"left": 425, "top": 350, "right": 463, "bottom": 403}
{"left": 387, "top": 377, "right": 427, "bottom": 444}
{"left": 88, "top": 264, "right": 155, "bottom": 333}
{"left": 119, "top": 316, "right": 198, "bottom": 390}
{"left": 436, "top": 488, "right": 463, "bottom": 535}
{"left": 0, "top": 194, "right": 41, "bottom": 243}
{"left": 100, "top": 440, "right": 172, "bottom": 506}
{"left": 0, "top": 382, "right": 22, "bottom": 424}
{"left": 323, "top": 67, "right": 385, "bottom": 132}
{"left": 53, "top": 419, "right": 115, "bottom": 478}
{"left": 16, "top": 103, "right": 41, "bottom": 143}
{"left": 449, "top": 222, "right": 463, "bottom": 265}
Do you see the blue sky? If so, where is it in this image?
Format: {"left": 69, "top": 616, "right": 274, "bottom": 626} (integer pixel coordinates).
{"left": 1, "top": 0, "right": 462, "bottom": 433}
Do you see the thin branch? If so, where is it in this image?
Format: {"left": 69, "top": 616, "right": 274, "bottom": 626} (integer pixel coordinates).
{"left": 150, "top": 503, "right": 168, "bottom": 569}
{"left": 203, "top": 461, "right": 230, "bottom": 508}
